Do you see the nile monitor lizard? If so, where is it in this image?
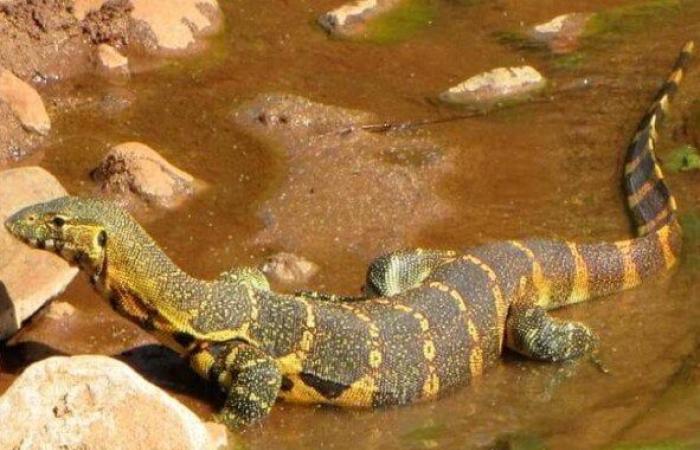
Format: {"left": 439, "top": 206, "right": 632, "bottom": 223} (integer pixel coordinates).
{"left": 4, "top": 42, "right": 694, "bottom": 428}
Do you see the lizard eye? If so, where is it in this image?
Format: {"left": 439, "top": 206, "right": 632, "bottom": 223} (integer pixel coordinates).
{"left": 51, "top": 216, "right": 66, "bottom": 228}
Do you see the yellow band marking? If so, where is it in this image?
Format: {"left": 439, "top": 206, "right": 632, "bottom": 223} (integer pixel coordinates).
{"left": 423, "top": 340, "right": 436, "bottom": 361}
{"left": 657, "top": 225, "right": 677, "bottom": 269}
{"left": 469, "top": 347, "right": 484, "bottom": 376}
{"left": 625, "top": 154, "right": 643, "bottom": 175}
{"left": 670, "top": 68, "right": 684, "bottom": 84}
{"left": 653, "top": 163, "right": 665, "bottom": 180}
{"left": 462, "top": 254, "right": 507, "bottom": 347}
{"left": 509, "top": 240, "right": 550, "bottom": 303}
{"left": 628, "top": 180, "right": 656, "bottom": 208}
{"left": 422, "top": 371, "right": 440, "bottom": 398}
{"left": 449, "top": 288, "right": 467, "bottom": 312}
{"left": 566, "top": 243, "right": 589, "bottom": 304}
{"left": 638, "top": 207, "right": 671, "bottom": 236}
{"left": 368, "top": 350, "right": 383, "bottom": 369}
{"left": 614, "top": 239, "right": 642, "bottom": 290}
{"left": 429, "top": 281, "right": 450, "bottom": 292}
{"left": 335, "top": 375, "right": 376, "bottom": 408}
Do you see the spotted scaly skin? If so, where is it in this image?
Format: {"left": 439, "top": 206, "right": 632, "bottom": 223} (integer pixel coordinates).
{"left": 4, "top": 42, "right": 693, "bottom": 428}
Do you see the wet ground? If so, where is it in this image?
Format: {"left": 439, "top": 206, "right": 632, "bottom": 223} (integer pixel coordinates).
{"left": 2, "top": 0, "right": 700, "bottom": 449}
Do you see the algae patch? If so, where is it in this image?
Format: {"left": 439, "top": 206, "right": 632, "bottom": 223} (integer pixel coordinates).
{"left": 362, "top": 0, "right": 436, "bottom": 44}
{"left": 663, "top": 145, "right": 700, "bottom": 173}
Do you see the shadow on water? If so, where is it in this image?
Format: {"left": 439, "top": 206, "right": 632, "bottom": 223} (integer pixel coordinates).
{"left": 0, "top": 340, "right": 67, "bottom": 375}
{"left": 117, "top": 344, "right": 221, "bottom": 407}
{"left": 0, "top": 280, "right": 16, "bottom": 339}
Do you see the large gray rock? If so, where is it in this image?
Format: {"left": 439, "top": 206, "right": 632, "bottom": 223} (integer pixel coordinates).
{"left": 0, "top": 167, "right": 78, "bottom": 340}
{"left": 0, "top": 355, "right": 228, "bottom": 450}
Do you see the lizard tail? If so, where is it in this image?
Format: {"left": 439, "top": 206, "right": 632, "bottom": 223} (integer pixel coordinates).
{"left": 623, "top": 41, "right": 694, "bottom": 236}
{"left": 527, "top": 42, "right": 693, "bottom": 311}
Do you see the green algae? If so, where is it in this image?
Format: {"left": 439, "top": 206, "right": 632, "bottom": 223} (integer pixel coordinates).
{"left": 362, "top": 0, "right": 437, "bottom": 44}
{"left": 663, "top": 145, "right": 700, "bottom": 173}
{"left": 583, "top": 0, "right": 682, "bottom": 42}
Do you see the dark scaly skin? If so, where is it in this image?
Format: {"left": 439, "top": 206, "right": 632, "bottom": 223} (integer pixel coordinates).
{"left": 4, "top": 42, "right": 693, "bottom": 427}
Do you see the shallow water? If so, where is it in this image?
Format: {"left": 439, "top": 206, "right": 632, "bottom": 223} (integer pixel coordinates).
{"left": 3, "top": 0, "right": 700, "bottom": 449}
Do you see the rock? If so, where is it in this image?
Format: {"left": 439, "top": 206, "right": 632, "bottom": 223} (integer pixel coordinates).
{"left": 0, "top": 69, "right": 51, "bottom": 135}
{"left": 91, "top": 142, "right": 198, "bottom": 208}
{"left": 318, "top": 0, "right": 402, "bottom": 37}
{"left": 261, "top": 252, "right": 320, "bottom": 285}
{"left": 130, "top": 0, "right": 221, "bottom": 51}
{"left": 529, "top": 13, "right": 592, "bottom": 54}
{"left": 45, "top": 301, "right": 77, "bottom": 320}
{"left": 232, "top": 93, "right": 454, "bottom": 267}
{"left": 0, "top": 355, "right": 228, "bottom": 450}
{"left": 96, "top": 43, "right": 129, "bottom": 72}
{"left": 439, "top": 66, "right": 547, "bottom": 106}
{"left": 0, "top": 167, "right": 79, "bottom": 340}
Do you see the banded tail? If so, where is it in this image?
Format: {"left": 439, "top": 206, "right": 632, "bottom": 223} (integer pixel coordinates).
{"left": 530, "top": 42, "right": 693, "bottom": 311}
{"left": 624, "top": 41, "right": 694, "bottom": 236}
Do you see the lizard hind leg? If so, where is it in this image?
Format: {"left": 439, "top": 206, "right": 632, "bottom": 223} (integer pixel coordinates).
{"left": 505, "top": 304, "right": 598, "bottom": 362}
{"left": 364, "top": 248, "right": 457, "bottom": 297}
{"left": 295, "top": 248, "right": 456, "bottom": 302}
{"left": 189, "top": 341, "right": 281, "bottom": 428}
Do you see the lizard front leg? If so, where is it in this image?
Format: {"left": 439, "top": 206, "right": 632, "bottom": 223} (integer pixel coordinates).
{"left": 189, "top": 340, "right": 281, "bottom": 427}
{"left": 505, "top": 303, "right": 598, "bottom": 362}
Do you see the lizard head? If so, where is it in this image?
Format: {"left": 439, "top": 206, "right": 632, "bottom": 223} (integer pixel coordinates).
{"left": 5, "top": 196, "right": 113, "bottom": 274}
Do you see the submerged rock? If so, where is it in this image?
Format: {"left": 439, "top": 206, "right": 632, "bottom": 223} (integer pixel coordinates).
{"left": 0, "top": 355, "right": 228, "bottom": 450}
{"left": 529, "top": 13, "right": 592, "bottom": 54}
{"left": 44, "top": 301, "right": 77, "bottom": 320}
{"left": 232, "top": 93, "right": 454, "bottom": 264}
{"left": 439, "top": 66, "right": 546, "bottom": 106}
{"left": 0, "top": 68, "right": 51, "bottom": 135}
{"left": 318, "top": 0, "right": 402, "bottom": 37}
{"left": 96, "top": 43, "right": 129, "bottom": 73}
{"left": 91, "top": 142, "right": 198, "bottom": 208}
{"left": 261, "top": 252, "right": 320, "bottom": 286}
{"left": 0, "top": 167, "right": 78, "bottom": 340}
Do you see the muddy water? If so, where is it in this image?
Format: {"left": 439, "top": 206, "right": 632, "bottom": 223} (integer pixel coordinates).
{"left": 3, "top": 0, "right": 700, "bottom": 449}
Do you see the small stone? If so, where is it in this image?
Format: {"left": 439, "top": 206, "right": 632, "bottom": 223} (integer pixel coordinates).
{"left": 96, "top": 43, "right": 129, "bottom": 72}
{"left": 0, "top": 69, "right": 51, "bottom": 135}
{"left": 318, "top": 0, "right": 402, "bottom": 37}
{"left": 91, "top": 142, "right": 198, "bottom": 208}
{"left": 45, "top": 301, "right": 77, "bottom": 320}
{"left": 0, "top": 355, "right": 228, "bottom": 450}
{"left": 261, "top": 252, "right": 320, "bottom": 285}
{"left": 529, "top": 13, "right": 593, "bottom": 54}
{"left": 439, "top": 66, "right": 547, "bottom": 106}
{"left": 130, "top": 0, "right": 221, "bottom": 51}
{"left": 0, "top": 167, "right": 79, "bottom": 340}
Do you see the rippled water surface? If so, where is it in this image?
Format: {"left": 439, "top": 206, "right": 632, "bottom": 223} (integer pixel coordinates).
{"left": 3, "top": 1, "right": 700, "bottom": 449}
